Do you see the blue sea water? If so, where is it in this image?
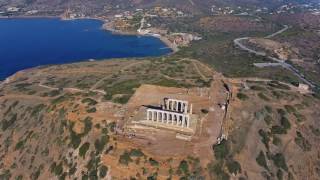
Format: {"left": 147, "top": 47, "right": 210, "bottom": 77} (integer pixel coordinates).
{"left": 0, "top": 18, "right": 171, "bottom": 80}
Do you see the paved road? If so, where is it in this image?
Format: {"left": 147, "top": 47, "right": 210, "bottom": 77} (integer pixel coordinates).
{"left": 233, "top": 25, "right": 316, "bottom": 88}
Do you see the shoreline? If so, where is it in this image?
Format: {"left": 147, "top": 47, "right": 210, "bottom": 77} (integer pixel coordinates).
{"left": 0, "top": 15, "right": 178, "bottom": 53}
{"left": 0, "top": 15, "right": 177, "bottom": 80}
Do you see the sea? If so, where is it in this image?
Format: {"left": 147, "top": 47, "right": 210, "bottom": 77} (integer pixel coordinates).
{"left": 0, "top": 18, "right": 171, "bottom": 80}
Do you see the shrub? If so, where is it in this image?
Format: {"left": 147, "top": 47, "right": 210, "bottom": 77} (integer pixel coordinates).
{"left": 264, "top": 105, "right": 272, "bottom": 113}
{"left": 207, "top": 161, "right": 229, "bottom": 180}
{"left": 82, "top": 98, "right": 98, "bottom": 106}
{"left": 94, "top": 135, "right": 109, "bottom": 154}
{"left": 119, "top": 151, "right": 132, "bottom": 165}
{"left": 256, "top": 151, "right": 268, "bottom": 170}
{"left": 237, "top": 93, "right": 249, "bottom": 101}
{"left": 87, "top": 107, "right": 97, "bottom": 113}
{"left": 99, "top": 165, "right": 108, "bottom": 178}
{"left": 226, "top": 160, "right": 241, "bottom": 175}
{"left": 277, "top": 169, "right": 283, "bottom": 180}
{"left": 271, "top": 126, "right": 286, "bottom": 135}
{"left": 130, "top": 149, "right": 144, "bottom": 157}
{"left": 258, "top": 93, "right": 270, "bottom": 101}
{"left": 264, "top": 115, "right": 273, "bottom": 125}
{"left": 284, "top": 105, "right": 295, "bottom": 114}
{"left": 294, "top": 131, "right": 311, "bottom": 151}
{"left": 310, "top": 125, "right": 320, "bottom": 136}
{"left": 79, "top": 142, "right": 90, "bottom": 158}
{"left": 15, "top": 140, "right": 25, "bottom": 150}
{"left": 149, "top": 158, "right": 159, "bottom": 167}
{"left": 82, "top": 117, "right": 93, "bottom": 136}
{"left": 250, "top": 85, "right": 264, "bottom": 91}
{"left": 293, "top": 113, "right": 306, "bottom": 122}
{"left": 271, "top": 153, "right": 288, "bottom": 171}
{"left": 113, "top": 95, "right": 131, "bottom": 104}
{"left": 54, "top": 162, "right": 63, "bottom": 176}
{"left": 2, "top": 113, "right": 17, "bottom": 131}
{"left": 201, "top": 109, "right": 209, "bottom": 114}
{"left": 178, "top": 160, "right": 189, "bottom": 175}
{"left": 280, "top": 117, "right": 291, "bottom": 131}
{"left": 258, "top": 129, "right": 270, "bottom": 149}
{"left": 213, "top": 139, "right": 229, "bottom": 160}
{"left": 272, "top": 136, "right": 281, "bottom": 146}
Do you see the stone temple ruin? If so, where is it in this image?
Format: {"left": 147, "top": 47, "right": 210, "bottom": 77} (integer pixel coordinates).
{"left": 146, "top": 98, "right": 193, "bottom": 129}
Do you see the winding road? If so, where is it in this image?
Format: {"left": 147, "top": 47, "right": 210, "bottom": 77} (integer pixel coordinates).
{"left": 233, "top": 25, "right": 316, "bottom": 88}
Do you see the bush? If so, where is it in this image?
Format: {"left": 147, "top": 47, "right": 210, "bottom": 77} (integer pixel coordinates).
{"left": 226, "top": 160, "right": 241, "bottom": 175}
{"left": 280, "top": 116, "right": 291, "bottom": 131}
{"left": 271, "top": 153, "right": 288, "bottom": 171}
{"left": 258, "top": 129, "right": 270, "bottom": 149}
{"left": 99, "top": 165, "right": 108, "bottom": 178}
{"left": 277, "top": 169, "right": 283, "bottom": 180}
{"left": 213, "top": 140, "right": 229, "bottom": 160}
{"left": 294, "top": 131, "right": 311, "bottom": 151}
{"left": 201, "top": 109, "right": 209, "bottom": 114}
{"left": 284, "top": 105, "right": 295, "bottom": 114}
{"left": 264, "top": 115, "right": 273, "bottom": 125}
{"left": 178, "top": 160, "right": 189, "bottom": 175}
{"left": 149, "top": 158, "right": 159, "bottom": 167}
{"left": 113, "top": 95, "right": 132, "bottom": 104}
{"left": 258, "top": 93, "right": 270, "bottom": 101}
{"left": 79, "top": 142, "right": 90, "bottom": 158}
{"left": 130, "top": 149, "right": 144, "bottom": 157}
{"left": 271, "top": 126, "right": 286, "bottom": 135}
{"left": 119, "top": 151, "right": 132, "bottom": 165}
{"left": 207, "top": 161, "right": 230, "bottom": 180}
{"left": 87, "top": 107, "right": 97, "bottom": 113}
{"left": 256, "top": 151, "right": 268, "bottom": 170}
{"left": 94, "top": 135, "right": 109, "bottom": 154}
{"left": 264, "top": 105, "right": 272, "bottom": 113}
{"left": 250, "top": 85, "right": 264, "bottom": 91}
{"left": 237, "top": 93, "right": 249, "bottom": 101}
{"left": 82, "top": 98, "right": 98, "bottom": 106}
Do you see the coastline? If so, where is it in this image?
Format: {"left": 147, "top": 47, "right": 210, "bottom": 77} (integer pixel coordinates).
{"left": 101, "top": 20, "right": 178, "bottom": 53}
{"left": 0, "top": 15, "right": 177, "bottom": 80}
{"left": 0, "top": 14, "right": 177, "bottom": 53}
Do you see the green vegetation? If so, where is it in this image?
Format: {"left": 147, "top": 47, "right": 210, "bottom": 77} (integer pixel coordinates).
{"left": 207, "top": 161, "right": 230, "bottom": 180}
{"left": 149, "top": 158, "right": 159, "bottom": 167}
{"left": 86, "top": 107, "right": 97, "bottom": 113}
{"left": 94, "top": 135, "right": 109, "bottom": 154}
{"left": 178, "top": 160, "right": 189, "bottom": 175}
{"left": 79, "top": 142, "right": 90, "bottom": 158}
{"left": 2, "top": 113, "right": 17, "bottom": 131}
{"left": 82, "top": 98, "right": 98, "bottom": 106}
{"left": 277, "top": 169, "right": 283, "bottom": 180}
{"left": 113, "top": 95, "right": 132, "bottom": 104}
{"left": 258, "top": 129, "right": 270, "bottom": 149}
{"left": 237, "top": 92, "right": 249, "bottom": 101}
{"left": 213, "top": 140, "right": 229, "bottom": 160}
{"left": 271, "top": 153, "right": 288, "bottom": 171}
{"left": 256, "top": 151, "right": 268, "bottom": 170}
{"left": 99, "top": 165, "right": 108, "bottom": 178}
{"left": 226, "top": 160, "right": 241, "bottom": 175}
{"left": 294, "top": 131, "right": 311, "bottom": 151}
{"left": 258, "top": 92, "right": 270, "bottom": 101}
{"left": 310, "top": 125, "right": 320, "bottom": 136}
{"left": 129, "top": 149, "right": 144, "bottom": 157}
{"left": 119, "top": 151, "right": 133, "bottom": 166}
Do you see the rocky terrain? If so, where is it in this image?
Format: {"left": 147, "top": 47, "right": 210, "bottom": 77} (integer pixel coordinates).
{"left": 0, "top": 58, "right": 319, "bottom": 179}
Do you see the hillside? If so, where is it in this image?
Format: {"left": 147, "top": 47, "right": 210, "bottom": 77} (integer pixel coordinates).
{"left": 0, "top": 58, "right": 319, "bottom": 179}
